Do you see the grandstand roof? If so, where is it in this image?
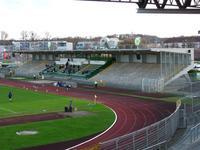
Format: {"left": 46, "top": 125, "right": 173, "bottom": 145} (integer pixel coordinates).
{"left": 13, "top": 48, "right": 193, "bottom": 55}
{"left": 13, "top": 48, "right": 154, "bottom": 55}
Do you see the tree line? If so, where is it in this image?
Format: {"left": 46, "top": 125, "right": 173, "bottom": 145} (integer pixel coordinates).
{"left": 0, "top": 31, "right": 52, "bottom": 40}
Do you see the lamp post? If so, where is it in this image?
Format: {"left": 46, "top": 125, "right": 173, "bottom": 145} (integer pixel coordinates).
{"left": 190, "top": 81, "right": 193, "bottom": 113}
{"left": 198, "top": 31, "right": 200, "bottom": 49}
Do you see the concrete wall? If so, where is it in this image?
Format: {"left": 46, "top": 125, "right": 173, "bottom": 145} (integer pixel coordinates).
{"left": 152, "top": 48, "right": 194, "bottom": 66}
{"left": 146, "top": 54, "right": 157, "bottom": 63}
{"left": 120, "top": 55, "right": 129, "bottom": 63}
{"left": 48, "top": 54, "right": 53, "bottom": 61}
{"left": 33, "top": 54, "right": 40, "bottom": 61}
{"left": 41, "top": 54, "right": 46, "bottom": 60}
{"left": 32, "top": 54, "right": 56, "bottom": 61}
{"left": 115, "top": 54, "right": 159, "bottom": 64}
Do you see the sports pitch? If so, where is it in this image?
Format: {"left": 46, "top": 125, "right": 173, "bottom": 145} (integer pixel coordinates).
{"left": 0, "top": 85, "right": 115, "bottom": 150}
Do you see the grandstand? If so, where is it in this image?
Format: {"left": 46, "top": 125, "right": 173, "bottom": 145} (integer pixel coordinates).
{"left": 90, "top": 63, "right": 161, "bottom": 90}
{"left": 74, "top": 64, "right": 102, "bottom": 77}
{"left": 41, "top": 58, "right": 108, "bottom": 79}
{"left": 89, "top": 48, "right": 194, "bottom": 92}
{"left": 11, "top": 47, "right": 194, "bottom": 92}
{"left": 15, "top": 61, "right": 49, "bottom": 77}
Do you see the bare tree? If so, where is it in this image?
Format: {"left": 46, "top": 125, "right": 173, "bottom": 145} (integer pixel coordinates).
{"left": 44, "top": 32, "right": 51, "bottom": 40}
{"left": 29, "top": 31, "right": 38, "bottom": 41}
{"left": 140, "top": 38, "right": 149, "bottom": 48}
{"left": 1, "top": 31, "right": 8, "bottom": 40}
{"left": 20, "top": 31, "right": 29, "bottom": 40}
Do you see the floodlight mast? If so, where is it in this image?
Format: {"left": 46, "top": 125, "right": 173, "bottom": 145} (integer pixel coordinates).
{"left": 79, "top": 0, "right": 200, "bottom": 14}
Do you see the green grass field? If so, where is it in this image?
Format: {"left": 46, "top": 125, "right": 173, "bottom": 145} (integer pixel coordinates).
{"left": 0, "top": 85, "right": 115, "bottom": 150}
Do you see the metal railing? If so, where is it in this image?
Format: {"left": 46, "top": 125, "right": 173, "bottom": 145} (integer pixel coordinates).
{"left": 99, "top": 100, "right": 181, "bottom": 150}
{"left": 190, "top": 122, "right": 200, "bottom": 143}
{"left": 141, "top": 78, "right": 164, "bottom": 93}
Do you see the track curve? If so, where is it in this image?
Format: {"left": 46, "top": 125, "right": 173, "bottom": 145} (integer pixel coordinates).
{"left": 0, "top": 79, "right": 176, "bottom": 150}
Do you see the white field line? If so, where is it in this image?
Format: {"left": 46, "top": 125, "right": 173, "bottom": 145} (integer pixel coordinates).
{"left": 0, "top": 107, "right": 17, "bottom": 114}
{"left": 66, "top": 106, "right": 118, "bottom": 150}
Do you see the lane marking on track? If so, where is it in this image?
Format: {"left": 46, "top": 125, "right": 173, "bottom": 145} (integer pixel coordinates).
{"left": 0, "top": 107, "right": 17, "bottom": 114}
{"left": 66, "top": 106, "right": 118, "bottom": 150}
{"left": 127, "top": 105, "right": 137, "bottom": 132}
{"left": 104, "top": 102, "right": 127, "bottom": 138}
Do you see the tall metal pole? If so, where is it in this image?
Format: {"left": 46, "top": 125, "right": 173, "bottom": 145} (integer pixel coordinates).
{"left": 160, "top": 52, "right": 162, "bottom": 78}
{"left": 191, "top": 81, "right": 193, "bottom": 113}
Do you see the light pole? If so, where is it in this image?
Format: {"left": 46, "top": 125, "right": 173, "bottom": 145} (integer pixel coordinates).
{"left": 190, "top": 81, "right": 193, "bottom": 113}
{"left": 198, "top": 31, "right": 200, "bottom": 48}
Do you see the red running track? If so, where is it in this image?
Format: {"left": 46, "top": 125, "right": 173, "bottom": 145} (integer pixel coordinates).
{"left": 0, "top": 79, "right": 176, "bottom": 150}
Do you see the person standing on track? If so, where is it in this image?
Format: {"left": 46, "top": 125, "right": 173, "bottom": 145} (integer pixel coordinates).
{"left": 94, "top": 81, "right": 98, "bottom": 89}
{"left": 8, "top": 91, "right": 13, "bottom": 102}
{"left": 94, "top": 94, "right": 97, "bottom": 104}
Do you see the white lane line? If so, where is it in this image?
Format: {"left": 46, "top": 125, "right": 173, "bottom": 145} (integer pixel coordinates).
{"left": 0, "top": 107, "right": 17, "bottom": 113}
{"left": 66, "top": 105, "right": 118, "bottom": 150}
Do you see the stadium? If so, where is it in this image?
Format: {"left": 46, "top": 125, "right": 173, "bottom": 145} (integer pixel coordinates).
{"left": 0, "top": 35, "right": 200, "bottom": 150}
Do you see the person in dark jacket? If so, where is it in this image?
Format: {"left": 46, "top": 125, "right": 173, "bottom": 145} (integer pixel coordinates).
{"left": 8, "top": 91, "right": 13, "bottom": 102}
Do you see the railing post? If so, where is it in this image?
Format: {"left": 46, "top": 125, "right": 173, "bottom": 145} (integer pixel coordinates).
{"left": 164, "top": 142, "right": 168, "bottom": 150}
{"left": 191, "top": 129, "right": 193, "bottom": 143}
{"left": 165, "top": 119, "right": 168, "bottom": 139}
{"left": 196, "top": 127, "right": 198, "bottom": 142}
{"left": 142, "top": 78, "right": 144, "bottom": 92}
{"left": 157, "top": 123, "right": 159, "bottom": 144}
{"left": 116, "top": 139, "right": 118, "bottom": 150}
{"left": 183, "top": 103, "right": 187, "bottom": 128}
{"left": 132, "top": 133, "right": 135, "bottom": 150}
{"left": 146, "top": 128, "right": 148, "bottom": 148}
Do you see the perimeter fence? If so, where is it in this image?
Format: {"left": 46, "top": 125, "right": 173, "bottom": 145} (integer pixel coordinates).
{"left": 99, "top": 100, "right": 181, "bottom": 150}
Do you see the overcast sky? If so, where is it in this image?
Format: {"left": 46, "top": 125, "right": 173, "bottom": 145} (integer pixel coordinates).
{"left": 0, "top": 0, "right": 199, "bottom": 39}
